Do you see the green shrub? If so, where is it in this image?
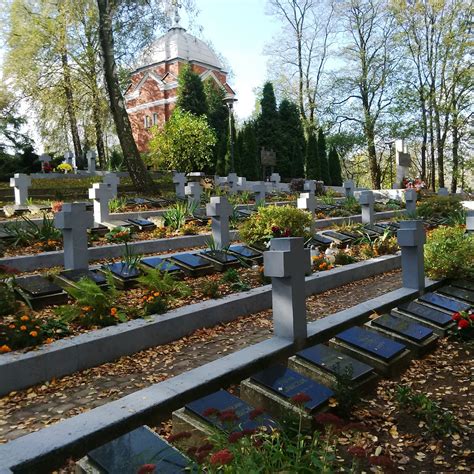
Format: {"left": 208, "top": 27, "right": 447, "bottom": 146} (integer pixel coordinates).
{"left": 0, "top": 280, "right": 17, "bottom": 316}
{"left": 425, "top": 226, "right": 474, "bottom": 279}
{"left": 4, "top": 213, "right": 61, "bottom": 247}
{"left": 137, "top": 266, "right": 191, "bottom": 301}
{"left": 200, "top": 280, "right": 220, "bottom": 298}
{"left": 416, "top": 196, "right": 463, "bottom": 219}
{"left": 221, "top": 268, "right": 240, "bottom": 283}
{"left": 239, "top": 205, "right": 312, "bottom": 246}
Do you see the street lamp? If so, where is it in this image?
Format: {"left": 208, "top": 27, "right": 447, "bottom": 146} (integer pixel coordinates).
{"left": 223, "top": 93, "right": 238, "bottom": 173}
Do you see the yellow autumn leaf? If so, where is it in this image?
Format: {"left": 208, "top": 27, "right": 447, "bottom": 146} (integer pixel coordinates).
{"left": 389, "top": 425, "right": 399, "bottom": 439}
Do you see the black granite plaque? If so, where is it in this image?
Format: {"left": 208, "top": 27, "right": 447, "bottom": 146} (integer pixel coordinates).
{"left": 396, "top": 301, "right": 452, "bottom": 327}
{"left": 201, "top": 250, "right": 239, "bottom": 264}
{"left": 363, "top": 224, "right": 386, "bottom": 234}
{"left": 251, "top": 365, "right": 334, "bottom": 411}
{"left": 237, "top": 209, "right": 254, "bottom": 218}
{"left": 305, "top": 235, "right": 333, "bottom": 246}
{"left": 60, "top": 269, "right": 107, "bottom": 286}
{"left": 419, "top": 292, "right": 471, "bottom": 312}
{"left": 372, "top": 314, "right": 433, "bottom": 342}
{"left": 452, "top": 280, "right": 474, "bottom": 292}
{"left": 229, "top": 245, "right": 261, "bottom": 259}
{"left": 141, "top": 257, "right": 181, "bottom": 272}
{"left": 338, "top": 230, "right": 360, "bottom": 240}
{"left": 171, "top": 253, "right": 212, "bottom": 269}
{"left": 321, "top": 231, "right": 352, "bottom": 244}
{"left": 297, "top": 344, "right": 374, "bottom": 382}
{"left": 88, "top": 426, "right": 190, "bottom": 474}
{"left": 128, "top": 218, "right": 155, "bottom": 227}
{"left": 186, "top": 389, "right": 277, "bottom": 433}
{"left": 335, "top": 326, "right": 406, "bottom": 362}
{"left": 105, "top": 262, "right": 141, "bottom": 280}
{"left": 437, "top": 285, "right": 474, "bottom": 304}
{"left": 16, "top": 275, "right": 63, "bottom": 297}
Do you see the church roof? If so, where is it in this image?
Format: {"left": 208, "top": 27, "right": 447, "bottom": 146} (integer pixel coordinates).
{"left": 134, "top": 26, "right": 224, "bottom": 72}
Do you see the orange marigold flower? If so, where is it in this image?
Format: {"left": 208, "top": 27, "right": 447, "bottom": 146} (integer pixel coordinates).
{"left": 45, "top": 338, "right": 54, "bottom": 344}
{"left": 82, "top": 306, "right": 91, "bottom": 312}
{"left": 20, "top": 325, "right": 27, "bottom": 331}
{"left": 8, "top": 324, "right": 15, "bottom": 329}
{"left": 20, "top": 315, "right": 29, "bottom": 321}
{"left": 153, "top": 292, "right": 160, "bottom": 297}
{"left": 147, "top": 296, "right": 154, "bottom": 302}
{"left": 110, "top": 307, "right": 117, "bottom": 316}
{"left": 29, "top": 331, "right": 38, "bottom": 337}
{"left": 0, "top": 345, "right": 12, "bottom": 353}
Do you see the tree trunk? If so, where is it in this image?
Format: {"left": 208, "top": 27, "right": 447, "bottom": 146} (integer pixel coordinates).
{"left": 428, "top": 91, "right": 436, "bottom": 190}
{"left": 451, "top": 107, "right": 459, "bottom": 193}
{"left": 419, "top": 90, "right": 428, "bottom": 182}
{"left": 61, "top": 52, "right": 83, "bottom": 163}
{"left": 91, "top": 83, "right": 106, "bottom": 168}
{"left": 434, "top": 105, "right": 444, "bottom": 188}
{"left": 97, "top": 0, "right": 155, "bottom": 192}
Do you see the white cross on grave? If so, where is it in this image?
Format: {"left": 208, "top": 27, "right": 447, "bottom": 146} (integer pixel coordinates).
{"left": 10, "top": 173, "right": 32, "bottom": 206}
{"left": 55, "top": 202, "right": 93, "bottom": 270}
{"left": 173, "top": 172, "right": 187, "bottom": 199}
{"left": 237, "top": 176, "right": 247, "bottom": 191}
{"left": 397, "top": 220, "right": 426, "bottom": 291}
{"left": 88, "top": 183, "right": 113, "bottom": 225}
{"left": 304, "top": 180, "right": 316, "bottom": 194}
{"left": 405, "top": 189, "right": 417, "bottom": 214}
{"left": 264, "top": 237, "right": 311, "bottom": 343}
{"left": 359, "top": 190, "right": 375, "bottom": 224}
{"left": 297, "top": 192, "right": 317, "bottom": 233}
{"left": 206, "top": 196, "right": 233, "bottom": 248}
{"left": 64, "top": 151, "right": 75, "bottom": 168}
{"left": 253, "top": 182, "right": 266, "bottom": 205}
{"left": 227, "top": 173, "right": 238, "bottom": 194}
{"left": 86, "top": 151, "right": 96, "bottom": 173}
{"left": 103, "top": 173, "right": 120, "bottom": 199}
{"left": 185, "top": 182, "right": 202, "bottom": 207}
{"left": 270, "top": 173, "right": 281, "bottom": 189}
{"left": 343, "top": 180, "right": 354, "bottom": 198}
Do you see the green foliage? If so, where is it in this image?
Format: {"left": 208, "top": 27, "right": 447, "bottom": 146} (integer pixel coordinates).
{"left": 108, "top": 196, "right": 128, "bottom": 213}
{"left": 237, "top": 120, "right": 260, "bottom": 180}
{"left": 395, "top": 385, "right": 458, "bottom": 436}
{"left": 257, "top": 82, "right": 279, "bottom": 158}
{"left": 341, "top": 196, "right": 361, "bottom": 214}
{"left": 200, "top": 280, "right": 220, "bottom": 298}
{"left": 416, "top": 196, "right": 464, "bottom": 219}
{"left": 333, "top": 365, "right": 360, "bottom": 417}
{"left": 0, "top": 279, "right": 17, "bottom": 316}
{"left": 318, "top": 129, "right": 330, "bottom": 185}
{"left": 105, "top": 226, "right": 132, "bottom": 244}
{"left": 149, "top": 108, "right": 216, "bottom": 172}
{"left": 306, "top": 129, "right": 320, "bottom": 180}
{"left": 163, "top": 201, "right": 197, "bottom": 231}
{"left": 176, "top": 65, "right": 208, "bottom": 117}
{"left": 4, "top": 213, "right": 62, "bottom": 247}
{"left": 221, "top": 268, "right": 240, "bottom": 283}
{"left": 137, "top": 266, "right": 191, "bottom": 301}
{"left": 328, "top": 146, "right": 343, "bottom": 186}
{"left": 424, "top": 226, "right": 474, "bottom": 279}
{"left": 239, "top": 205, "right": 312, "bottom": 246}
{"left": 334, "top": 251, "right": 357, "bottom": 266}
{"left": 121, "top": 243, "right": 142, "bottom": 270}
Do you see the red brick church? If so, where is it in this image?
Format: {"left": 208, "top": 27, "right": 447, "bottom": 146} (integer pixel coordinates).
{"left": 125, "top": 11, "right": 235, "bottom": 152}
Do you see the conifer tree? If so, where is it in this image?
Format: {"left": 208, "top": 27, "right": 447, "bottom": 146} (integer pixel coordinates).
{"left": 318, "top": 128, "right": 330, "bottom": 184}
{"left": 328, "top": 146, "right": 343, "bottom": 185}
{"left": 305, "top": 129, "right": 320, "bottom": 179}
{"left": 176, "top": 65, "right": 208, "bottom": 117}
{"left": 238, "top": 120, "right": 259, "bottom": 180}
{"left": 257, "top": 82, "right": 279, "bottom": 158}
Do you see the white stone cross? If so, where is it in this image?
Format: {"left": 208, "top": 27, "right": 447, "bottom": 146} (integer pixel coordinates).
{"left": 304, "top": 180, "right": 316, "bottom": 194}
{"left": 55, "top": 202, "right": 93, "bottom": 270}
{"left": 405, "top": 189, "right": 417, "bottom": 214}
{"left": 270, "top": 173, "right": 281, "bottom": 189}
{"left": 103, "top": 173, "right": 120, "bottom": 199}
{"left": 88, "top": 183, "right": 113, "bottom": 225}
{"left": 64, "top": 151, "right": 75, "bottom": 169}
{"left": 264, "top": 237, "right": 311, "bottom": 343}
{"left": 227, "top": 173, "right": 238, "bottom": 194}
{"left": 397, "top": 220, "right": 426, "bottom": 291}
{"left": 253, "top": 182, "right": 266, "bottom": 204}
{"left": 466, "top": 210, "right": 474, "bottom": 234}
{"left": 10, "top": 173, "right": 31, "bottom": 206}
{"left": 343, "top": 180, "right": 354, "bottom": 198}
{"left": 359, "top": 190, "right": 375, "bottom": 224}
{"left": 185, "top": 182, "right": 202, "bottom": 207}
{"left": 86, "top": 150, "right": 96, "bottom": 173}
{"left": 297, "top": 192, "right": 317, "bottom": 233}
{"left": 173, "top": 172, "right": 187, "bottom": 199}
{"left": 206, "top": 196, "right": 233, "bottom": 248}
{"left": 237, "top": 176, "right": 247, "bottom": 191}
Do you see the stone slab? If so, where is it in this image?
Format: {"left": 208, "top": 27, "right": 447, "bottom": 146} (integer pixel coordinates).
{"left": 419, "top": 292, "right": 471, "bottom": 312}
{"left": 170, "top": 253, "right": 215, "bottom": 277}
{"left": 321, "top": 230, "right": 352, "bottom": 244}
{"left": 228, "top": 245, "right": 263, "bottom": 263}
{"left": 140, "top": 256, "right": 181, "bottom": 273}
{"left": 57, "top": 269, "right": 107, "bottom": 287}
{"left": 396, "top": 301, "right": 453, "bottom": 327}
{"left": 437, "top": 285, "right": 474, "bottom": 304}
{"left": 200, "top": 250, "right": 240, "bottom": 272}
{"left": 451, "top": 279, "right": 474, "bottom": 292}
{"left": 371, "top": 314, "right": 433, "bottom": 342}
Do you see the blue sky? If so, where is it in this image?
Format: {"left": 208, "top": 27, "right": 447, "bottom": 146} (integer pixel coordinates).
{"left": 188, "top": 0, "right": 279, "bottom": 119}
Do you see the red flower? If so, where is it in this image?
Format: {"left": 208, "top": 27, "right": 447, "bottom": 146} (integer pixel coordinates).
{"left": 347, "top": 446, "right": 367, "bottom": 458}
{"left": 290, "top": 392, "right": 312, "bottom": 405}
{"left": 283, "top": 227, "right": 291, "bottom": 237}
{"left": 469, "top": 314, "right": 474, "bottom": 321}
{"left": 271, "top": 225, "right": 280, "bottom": 234}
{"left": 314, "top": 412, "right": 344, "bottom": 427}
{"left": 167, "top": 431, "right": 191, "bottom": 442}
{"left": 369, "top": 455, "right": 393, "bottom": 467}
{"left": 249, "top": 408, "right": 265, "bottom": 420}
{"left": 458, "top": 318, "right": 470, "bottom": 329}
{"left": 219, "top": 409, "right": 238, "bottom": 423}
{"left": 202, "top": 407, "right": 220, "bottom": 417}
{"left": 196, "top": 442, "right": 214, "bottom": 453}
{"left": 452, "top": 312, "right": 461, "bottom": 321}
{"left": 209, "top": 449, "right": 234, "bottom": 466}
{"left": 228, "top": 431, "right": 245, "bottom": 443}
{"left": 137, "top": 464, "right": 156, "bottom": 474}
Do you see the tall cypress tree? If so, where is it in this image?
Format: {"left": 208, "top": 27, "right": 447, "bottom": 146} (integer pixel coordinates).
{"left": 306, "top": 129, "right": 320, "bottom": 179}
{"left": 328, "top": 146, "right": 343, "bottom": 185}
{"left": 318, "top": 128, "right": 330, "bottom": 184}
{"left": 238, "top": 120, "right": 259, "bottom": 180}
{"left": 176, "top": 65, "right": 208, "bottom": 117}
{"left": 278, "top": 100, "right": 305, "bottom": 179}
{"left": 257, "top": 82, "right": 279, "bottom": 164}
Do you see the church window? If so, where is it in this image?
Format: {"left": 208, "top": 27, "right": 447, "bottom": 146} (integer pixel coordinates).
{"left": 153, "top": 113, "right": 159, "bottom": 125}
{"left": 144, "top": 115, "right": 151, "bottom": 129}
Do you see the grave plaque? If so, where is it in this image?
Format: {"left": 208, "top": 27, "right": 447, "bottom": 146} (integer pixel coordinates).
{"left": 250, "top": 365, "right": 334, "bottom": 412}
{"left": 229, "top": 245, "right": 261, "bottom": 259}
{"left": 305, "top": 235, "right": 333, "bottom": 247}
{"left": 322, "top": 231, "right": 352, "bottom": 244}
{"left": 141, "top": 257, "right": 181, "bottom": 273}
{"left": 452, "top": 280, "right": 474, "bottom": 292}
{"left": 128, "top": 218, "right": 156, "bottom": 231}
{"left": 297, "top": 344, "right": 373, "bottom": 382}
{"left": 186, "top": 389, "right": 277, "bottom": 433}
{"left": 396, "top": 301, "right": 452, "bottom": 327}
{"left": 363, "top": 224, "right": 386, "bottom": 235}
{"left": 60, "top": 269, "right": 107, "bottom": 286}
{"left": 172, "top": 253, "right": 213, "bottom": 269}
{"left": 419, "top": 292, "right": 470, "bottom": 312}
{"left": 105, "top": 262, "right": 141, "bottom": 280}
{"left": 237, "top": 209, "right": 254, "bottom": 218}
{"left": 87, "top": 426, "right": 190, "bottom": 474}
{"left": 437, "top": 285, "right": 474, "bottom": 304}
{"left": 201, "top": 250, "right": 238, "bottom": 264}
{"left": 372, "top": 314, "right": 433, "bottom": 342}
{"left": 335, "top": 326, "right": 406, "bottom": 362}
{"left": 16, "top": 275, "right": 63, "bottom": 297}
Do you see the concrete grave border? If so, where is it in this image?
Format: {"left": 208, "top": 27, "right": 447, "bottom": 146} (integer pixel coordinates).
{"left": 0, "top": 254, "right": 402, "bottom": 396}
{"left": 0, "top": 278, "right": 440, "bottom": 473}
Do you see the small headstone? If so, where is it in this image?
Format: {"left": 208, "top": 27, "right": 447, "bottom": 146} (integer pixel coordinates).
{"left": 55, "top": 202, "right": 93, "bottom": 270}
{"left": 103, "top": 173, "right": 120, "bottom": 199}
{"left": 322, "top": 230, "right": 352, "bottom": 244}
{"left": 140, "top": 256, "right": 181, "bottom": 273}
{"left": 397, "top": 220, "right": 426, "bottom": 291}
{"left": 237, "top": 176, "right": 247, "bottom": 190}
{"left": 88, "top": 183, "right": 113, "bottom": 225}
{"left": 253, "top": 182, "right": 266, "bottom": 204}
{"left": 419, "top": 292, "right": 471, "bottom": 313}
{"left": 206, "top": 196, "right": 233, "bottom": 248}
{"left": 371, "top": 314, "right": 433, "bottom": 342}
{"left": 264, "top": 237, "right": 311, "bottom": 343}
{"left": 343, "top": 180, "right": 354, "bottom": 198}
{"left": 404, "top": 189, "right": 417, "bottom": 214}
{"left": 170, "top": 253, "right": 214, "bottom": 276}
{"left": 452, "top": 279, "right": 474, "bottom": 292}
{"left": 10, "top": 173, "right": 31, "bottom": 206}
{"left": 64, "top": 151, "right": 75, "bottom": 170}
{"left": 304, "top": 180, "right": 316, "bottom": 194}
{"left": 15, "top": 275, "right": 67, "bottom": 309}
{"left": 359, "top": 190, "right": 375, "bottom": 225}
{"left": 227, "top": 173, "right": 238, "bottom": 194}
{"left": 173, "top": 172, "right": 187, "bottom": 199}
{"left": 438, "top": 187, "right": 449, "bottom": 196}
{"left": 185, "top": 182, "right": 202, "bottom": 207}
{"left": 228, "top": 244, "right": 263, "bottom": 263}
{"left": 86, "top": 150, "right": 96, "bottom": 173}
{"left": 59, "top": 269, "right": 107, "bottom": 286}
{"left": 270, "top": 173, "right": 281, "bottom": 189}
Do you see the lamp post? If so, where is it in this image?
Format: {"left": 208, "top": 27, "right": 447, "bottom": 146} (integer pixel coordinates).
{"left": 223, "top": 94, "right": 238, "bottom": 173}
{"left": 385, "top": 140, "right": 395, "bottom": 189}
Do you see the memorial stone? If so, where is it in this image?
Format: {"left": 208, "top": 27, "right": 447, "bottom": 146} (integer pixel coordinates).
{"left": 227, "top": 173, "right": 238, "bottom": 194}
{"left": 438, "top": 187, "right": 449, "bottom": 196}
{"left": 89, "top": 183, "right": 113, "bottom": 225}
{"left": 419, "top": 292, "right": 470, "bottom": 312}
{"left": 173, "top": 172, "right": 187, "bottom": 199}
{"left": 86, "top": 150, "right": 96, "bottom": 173}
{"left": 297, "top": 192, "right": 317, "bottom": 233}
{"left": 304, "top": 180, "right": 316, "bottom": 194}
{"left": 270, "top": 173, "right": 281, "bottom": 189}
{"left": 397, "top": 220, "right": 425, "bottom": 291}
{"left": 359, "top": 190, "right": 375, "bottom": 225}
{"left": 253, "top": 182, "right": 266, "bottom": 204}
{"left": 103, "top": 173, "right": 120, "bottom": 199}
{"left": 206, "top": 196, "right": 232, "bottom": 248}
{"left": 437, "top": 285, "right": 474, "bottom": 304}
{"left": 466, "top": 210, "right": 474, "bottom": 233}
{"left": 404, "top": 189, "right": 417, "bottom": 214}
{"left": 39, "top": 153, "right": 51, "bottom": 172}
{"left": 10, "top": 173, "right": 31, "bottom": 206}
{"left": 185, "top": 182, "right": 202, "bottom": 207}
{"left": 237, "top": 176, "right": 247, "bottom": 190}
{"left": 343, "top": 180, "right": 354, "bottom": 198}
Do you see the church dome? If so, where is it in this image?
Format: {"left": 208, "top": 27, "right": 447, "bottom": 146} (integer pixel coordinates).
{"left": 134, "top": 26, "right": 224, "bottom": 72}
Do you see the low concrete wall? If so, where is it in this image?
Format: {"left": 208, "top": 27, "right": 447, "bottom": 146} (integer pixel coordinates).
{"left": 0, "top": 279, "right": 439, "bottom": 473}
{"left": 0, "top": 254, "right": 401, "bottom": 396}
